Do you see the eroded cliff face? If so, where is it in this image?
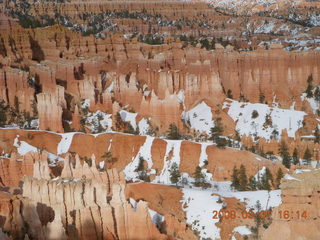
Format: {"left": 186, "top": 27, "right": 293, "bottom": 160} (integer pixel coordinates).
{"left": 0, "top": 1, "right": 320, "bottom": 239}
{"left": 0, "top": 13, "right": 320, "bottom": 135}
{"left": 0, "top": 129, "right": 284, "bottom": 182}
{"left": 0, "top": 152, "right": 192, "bottom": 240}
{"left": 262, "top": 170, "right": 320, "bottom": 240}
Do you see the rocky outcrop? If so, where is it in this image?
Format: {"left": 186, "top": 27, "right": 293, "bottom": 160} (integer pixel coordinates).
{"left": 262, "top": 170, "right": 320, "bottom": 240}
{"left": 0, "top": 16, "right": 319, "bottom": 135}
{"left": 0, "top": 129, "right": 284, "bottom": 181}
{"left": 0, "top": 152, "right": 174, "bottom": 240}
{"left": 0, "top": 153, "right": 33, "bottom": 187}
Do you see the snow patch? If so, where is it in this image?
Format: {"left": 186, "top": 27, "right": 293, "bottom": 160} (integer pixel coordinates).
{"left": 123, "top": 136, "right": 155, "bottom": 181}
{"left": 233, "top": 226, "right": 252, "bottom": 235}
{"left": 223, "top": 99, "right": 306, "bottom": 140}
{"left": 154, "top": 140, "right": 182, "bottom": 184}
{"left": 57, "top": 133, "right": 77, "bottom": 155}
{"left": 119, "top": 110, "right": 138, "bottom": 130}
{"left": 181, "top": 188, "right": 223, "bottom": 239}
{"left": 84, "top": 110, "right": 112, "bottom": 133}
{"left": 182, "top": 101, "right": 215, "bottom": 135}
{"left": 138, "top": 118, "right": 151, "bottom": 135}
{"left": 284, "top": 174, "right": 301, "bottom": 181}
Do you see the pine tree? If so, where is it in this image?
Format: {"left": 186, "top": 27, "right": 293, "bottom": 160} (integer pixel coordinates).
{"left": 279, "top": 140, "right": 291, "bottom": 168}
{"left": 305, "top": 74, "right": 314, "bottom": 98}
{"left": 210, "top": 117, "right": 223, "bottom": 143}
{"left": 231, "top": 166, "right": 240, "bottom": 190}
{"left": 314, "top": 87, "right": 320, "bottom": 103}
{"left": 249, "top": 176, "right": 257, "bottom": 190}
{"left": 193, "top": 166, "right": 206, "bottom": 187}
{"left": 265, "top": 167, "right": 273, "bottom": 186}
{"left": 0, "top": 100, "right": 8, "bottom": 127}
{"left": 253, "top": 200, "right": 262, "bottom": 238}
{"left": 282, "top": 152, "right": 291, "bottom": 169}
{"left": 303, "top": 148, "right": 312, "bottom": 165}
{"left": 169, "top": 162, "right": 181, "bottom": 185}
{"left": 136, "top": 156, "right": 145, "bottom": 172}
{"left": 275, "top": 168, "right": 284, "bottom": 189}
{"left": 167, "top": 123, "right": 181, "bottom": 140}
{"left": 292, "top": 148, "right": 300, "bottom": 165}
{"left": 261, "top": 167, "right": 273, "bottom": 190}
{"left": 239, "top": 164, "right": 248, "bottom": 191}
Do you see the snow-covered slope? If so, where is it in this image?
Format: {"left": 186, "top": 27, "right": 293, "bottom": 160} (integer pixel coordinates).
{"left": 223, "top": 99, "right": 306, "bottom": 140}
{"left": 181, "top": 188, "right": 223, "bottom": 239}
{"left": 182, "top": 101, "right": 215, "bottom": 135}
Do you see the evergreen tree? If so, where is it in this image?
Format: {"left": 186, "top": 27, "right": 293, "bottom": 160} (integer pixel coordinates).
{"left": 303, "top": 148, "right": 312, "bottom": 165}
{"left": 169, "top": 162, "right": 181, "bottom": 185}
{"left": 314, "top": 86, "right": 320, "bottom": 103}
{"left": 193, "top": 166, "right": 209, "bottom": 188}
{"left": 305, "top": 74, "right": 314, "bottom": 98}
{"left": 252, "top": 200, "right": 262, "bottom": 238}
{"left": 275, "top": 168, "right": 284, "bottom": 189}
{"left": 210, "top": 117, "right": 223, "bottom": 143}
{"left": 239, "top": 164, "right": 248, "bottom": 191}
{"left": 261, "top": 167, "right": 273, "bottom": 190}
{"left": 249, "top": 176, "right": 257, "bottom": 190}
{"left": 231, "top": 166, "right": 240, "bottom": 190}
{"left": 282, "top": 152, "right": 291, "bottom": 169}
{"left": 136, "top": 156, "right": 145, "bottom": 172}
{"left": 292, "top": 148, "right": 300, "bottom": 165}
{"left": 265, "top": 167, "right": 273, "bottom": 186}
{"left": 279, "top": 140, "right": 291, "bottom": 168}
{"left": 167, "top": 123, "right": 181, "bottom": 140}
{"left": 0, "top": 100, "right": 8, "bottom": 127}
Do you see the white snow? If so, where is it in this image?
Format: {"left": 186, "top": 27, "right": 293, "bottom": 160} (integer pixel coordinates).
{"left": 181, "top": 188, "right": 223, "bottom": 240}
{"left": 254, "top": 21, "right": 275, "bottom": 34}
{"left": 57, "top": 133, "right": 77, "bottom": 155}
{"left": 154, "top": 140, "right": 182, "bottom": 184}
{"left": 129, "top": 198, "right": 138, "bottom": 211}
{"left": 138, "top": 118, "right": 151, "bottom": 135}
{"left": 284, "top": 174, "right": 301, "bottom": 181}
{"left": 233, "top": 226, "right": 252, "bottom": 235}
{"left": 176, "top": 90, "right": 185, "bottom": 109}
{"left": 99, "top": 161, "right": 105, "bottom": 169}
{"left": 14, "top": 137, "right": 38, "bottom": 155}
{"left": 301, "top": 92, "right": 319, "bottom": 115}
{"left": 119, "top": 110, "right": 138, "bottom": 130}
{"left": 30, "top": 119, "right": 39, "bottom": 129}
{"left": 85, "top": 110, "right": 112, "bottom": 133}
{"left": 81, "top": 99, "right": 90, "bottom": 109}
{"left": 13, "top": 135, "right": 63, "bottom": 162}
{"left": 223, "top": 99, "right": 306, "bottom": 140}
{"left": 148, "top": 208, "right": 164, "bottom": 227}
{"left": 199, "top": 143, "right": 211, "bottom": 167}
{"left": 182, "top": 101, "right": 215, "bottom": 135}
{"left": 228, "top": 190, "right": 282, "bottom": 212}
{"left": 105, "top": 81, "right": 114, "bottom": 93}
{"left": 254, "top": 166, "right": 266, "bottom": 182}
{"left": 294, "top": 169, "right": 311, "bottom": 174}
{"left": 123, "top": 136, "right": 155, "bottom": 181}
